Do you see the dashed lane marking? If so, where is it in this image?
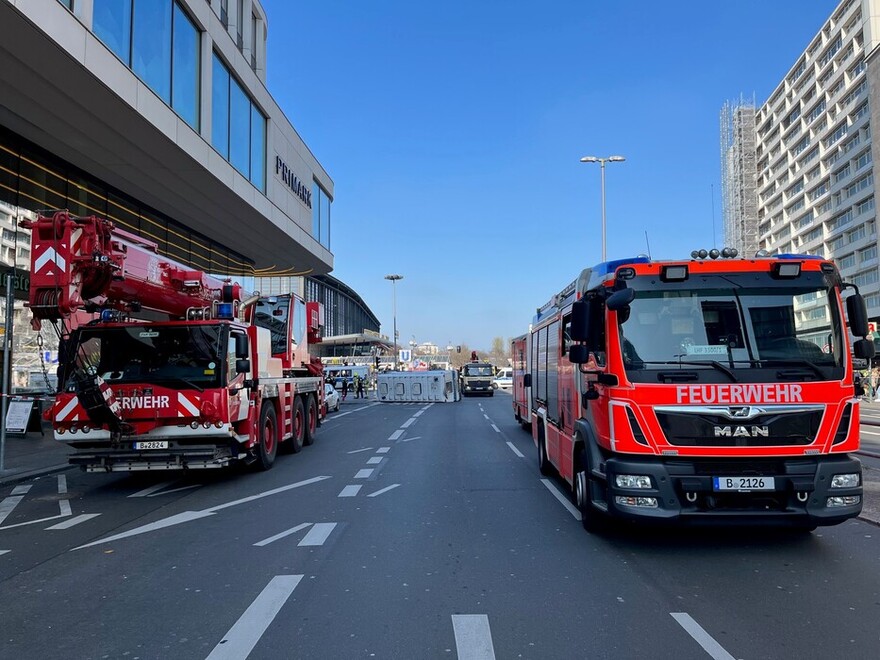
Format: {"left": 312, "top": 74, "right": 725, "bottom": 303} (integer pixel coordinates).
{"left": 451, "top": 614, "right": 497, "bottom": 660}
{"left": 368, "top": 484, "right": 400, "bottom": 498}
{"left": 540, "top": 479, "right": 581, "bottom": 520}
{"left": 483, "top": 414, "right": 490, "bottom": 420}
{"left": 671, "top": 613, "right": 736, "bottom": 660}
{"left": 253, "top": 522, "right": 312, "bottom": 547}
{"left": 401, "top": 418, "right": 417, "bottom": 428}
{"left": 347, "top": 447, "right": 374, "bottom": 454}
{"left": 57, "top": 474, "right": 67, "bottom": 495}
{"left": 206, "top": 575, "right": 303, "bottom": 660}
{"left": 354, "top": 469, "right": 374, "bottom": 479}
{"left": 491, "top": 424, "right": 500, "bottom": 433}
{"left": 376, "top": 447, "right": 390, "bottom": 453}
{"left": 400, "top": 436, "right": 421, "bottom": 443}
{"left": 388, "top": 430, "right": 405, "bottom": 441}
{"left": 45, "top": 514, "right": 101, "bottom": 530}
{"left": 298, "top": 522, "right": 337, "bottom": 546}
{"left": 506, "top": 441, "right": 524, "bottom": 458}
{"left": 59, "top": 500, "right": 71, "bottom": 517}
{"left": 366, "top": 457, "right": 383, "bottom": 465}
{"left": 11, "top": 485, "right": 32, "bottom": 496}
{"left": 338, "top": 485, "right": 362, "bottom": 497}
{"left": 413, "top": 411, "right": 424, "bottom": 417}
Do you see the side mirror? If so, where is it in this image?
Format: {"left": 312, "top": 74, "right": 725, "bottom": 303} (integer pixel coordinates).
{"left": 570, "top": 299, "right": 592, "bottom": 342}
{"left": 235, "top": 358, "right": 251, "bottom": 374}
{"left": 846, "top": 293, "right": 870, "bottom": 337}
{"left": 853, "top": 338, "right": 875, "bottom": 359}
{"left": 606, "top": 287, "right": 635, "bottom": 311}
{"left": 569, "top": 345, "right": 590, "bottom": 364}
{"left": 235, "top": 334, "right": 249, "bottom": 359}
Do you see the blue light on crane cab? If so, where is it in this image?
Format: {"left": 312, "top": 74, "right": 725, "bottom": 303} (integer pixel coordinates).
{"left": 216, "top": 302, "right": 235, "bottom": 319}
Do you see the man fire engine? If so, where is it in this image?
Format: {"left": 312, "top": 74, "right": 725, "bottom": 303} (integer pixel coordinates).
{"left": 524, "top": 250, "right": 873, "bottom": 531}
{"left": 22, "top": 211, "right": 325, "bottom": 472}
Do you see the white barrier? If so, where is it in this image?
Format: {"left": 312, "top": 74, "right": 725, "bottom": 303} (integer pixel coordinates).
{"left": 377, "top": 370, "right": 460, "bottom": 403}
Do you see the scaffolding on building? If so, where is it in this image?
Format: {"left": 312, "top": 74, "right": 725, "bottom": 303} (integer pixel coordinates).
{"left": 720, "top": 97, "right": 759, "bottom": 257}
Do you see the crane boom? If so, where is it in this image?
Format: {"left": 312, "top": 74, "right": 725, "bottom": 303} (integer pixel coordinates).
{"left": 20, "top": 210, "right": 238, "bottom": 326}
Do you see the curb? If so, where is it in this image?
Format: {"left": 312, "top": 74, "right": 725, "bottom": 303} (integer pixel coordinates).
{"left": 0, "top": 463, "right": 74, "bottom": 488}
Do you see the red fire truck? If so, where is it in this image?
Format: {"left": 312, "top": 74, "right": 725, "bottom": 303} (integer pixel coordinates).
{"left": 22, "top": 211, "right": 325, "bottom": 472}
{"left": 527, "top": 252, "right": 873, "bottom": 531}
{"left": 511, "top": 334, "right": 530, "bottom": 428}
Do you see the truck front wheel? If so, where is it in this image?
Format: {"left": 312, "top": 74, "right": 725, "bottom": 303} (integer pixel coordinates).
{"left": 256, "top": 404, "right": 278, "bottom": 471}
{"left": 574, "top": 449, "right": 609, "bottom": 533}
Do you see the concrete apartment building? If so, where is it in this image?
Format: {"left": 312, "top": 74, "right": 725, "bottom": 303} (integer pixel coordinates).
{"left": 723, "top": 0, "right": 880, "bottom": 319}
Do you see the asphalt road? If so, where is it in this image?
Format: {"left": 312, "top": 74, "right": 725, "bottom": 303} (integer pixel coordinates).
{"left": 1, "top": 393, "right": 879, "bottom": 659}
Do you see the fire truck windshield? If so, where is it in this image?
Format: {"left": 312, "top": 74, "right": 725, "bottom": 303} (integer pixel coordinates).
{"left": 617, "top": 272, "right": 844, "bottom": 382}
{"left": 62, "top": 325, "right": 225, "bottom": 390}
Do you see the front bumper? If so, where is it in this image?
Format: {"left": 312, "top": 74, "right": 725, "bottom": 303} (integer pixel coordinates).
{"left": 602, "top": 454, "right": 862, "bottom": 527}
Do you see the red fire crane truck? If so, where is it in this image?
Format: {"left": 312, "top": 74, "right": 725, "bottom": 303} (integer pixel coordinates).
{"left": 527, "top": 251, "right": 873, "bottom": 531}
{"left": 21, "top": 211, "right": 325, "bottom": 472}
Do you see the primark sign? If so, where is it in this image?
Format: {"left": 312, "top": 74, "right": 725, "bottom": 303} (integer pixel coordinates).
{"left": 275, "top": 156, "right": 312, "bottom": 209}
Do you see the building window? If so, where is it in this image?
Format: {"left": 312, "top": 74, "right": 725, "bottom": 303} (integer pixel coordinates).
{"left": 220, "top": 0, "right": 228, "bottom": 28}
{"left": 94, "top": 0, "right": 132, "bottom": 64}
{"left": 312, "top": 184, "right": 332, "bottom": 250}
{"left": 236, "top": 0, "right": 244, "bottom": 50}
{"left": 93, "top": 1, "right": 200, "bottom": 130}
{"left": 57, "top": 0, "right": 74, "bottom": 10}
{"left": 171, "top": 3, "right": 199, "bottom": 129}
{"left": 251, "top": 13, "right": 258, "bottom": 70}
{"left": 211, "top": 52, "right": 266, "bottom": 191}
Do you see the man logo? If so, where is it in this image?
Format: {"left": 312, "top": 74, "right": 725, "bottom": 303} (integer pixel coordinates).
{"left": 714, "top": 425, "right": 770, "bottom": 438}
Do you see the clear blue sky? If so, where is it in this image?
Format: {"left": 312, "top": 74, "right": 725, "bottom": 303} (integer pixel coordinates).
{"left": 262, "top": 0, "right": 839, "bottom": 351}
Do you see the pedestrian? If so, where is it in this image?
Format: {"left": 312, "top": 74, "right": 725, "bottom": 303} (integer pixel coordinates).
{"left": 341, "top": 378, "right": 348, "bottom": 402}
{"left": 356, "top": 374, "right": 365, "bottom": 399}
{"left": 352, "top": 374, "right": 360, "bottom": 399}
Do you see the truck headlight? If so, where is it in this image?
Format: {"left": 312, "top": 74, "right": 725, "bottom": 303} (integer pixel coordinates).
{"left": 615, "top": 475, "right": 652, "bottom": 489}
{"left": 830, "top": 473, "right": 859, "bottom": 488}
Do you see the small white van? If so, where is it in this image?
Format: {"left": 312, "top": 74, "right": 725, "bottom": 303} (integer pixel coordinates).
{"left": 492, "top": 368, "right": 513, "bottom": 389}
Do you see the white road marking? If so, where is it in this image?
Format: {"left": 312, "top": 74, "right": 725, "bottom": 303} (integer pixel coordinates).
{"left": 74, "top": 476, "right": 331, "bottom": 549}
{"left": 59, "top": 500, "right": 72, "bottom": 517}
{"left": 355, "top": 469, "right": 374, "bottom": 479}
{"left": 540, "top": 479, "right": 581, "bottom": 520}
{"left": 491, "top": 424, "right": 500, "bottom": 433}
{"left": 45, "top": 513, "right": 101, "bottom": 530}
{"left": 0, "top": 512, "right": 71, "bottom": 531}
{"left": 400, "top": 436, "right": 421, "bottom": 443}
{"left": 376, "top": 447, "right": 390, "bottom": 453}
{"left": 368, "top": 484, "right": 400, "bottom": 497}
{"left": 338, "top": 485, "right": 362, "bottom": 497}
{"left": 145, "top": 484, "right": 201, "bottom": 497}
{"left": 366, "top": 456, "right": 383, "bottom": 465}
{"left": 11, "top": 485, "right": 32, "bottom": 496}
{"left": 253, "top": 522, "right": 312, "bottom": 547}
{"left": 0, "top": 496, "right": 25, "bottom": 526}
{"left": 327, "top": 402, "right": 381, "bottom": 420}
{"left": 506, "top": 442, "right": 524, "bottom": 458}
{"left": 0, "top": 550, "right": 9, "bottom": 556}
{"left": 413, "top": 411, "right": 424, "bottom": 417}
{"left": 452, "top": 614, "right": 497, "bottom": 660}
{"left": 128, "top": 480, "right": 177, "bottom": 498}
{"left": 401, "top": 418, "right": 416, "bottom": 428}
{"left": 298, "top": 522, "right": 337, "bottom": 546}
{"left": 483, "top": 414, "right": 490, "bottom": 420}
{"left": 389, "top": 430, "right": 405, "bottom": 441}
{"left": 206, "top": 575, "right": 303, "bottom": 660}
{"left": 57, "top": 474, "right": 67, "bottom": 494}
{"left": 671, "top": 613, "right": 736, "bottom": 660}
{"left": 347, "top": 447, "right": 374, "bottom": 454}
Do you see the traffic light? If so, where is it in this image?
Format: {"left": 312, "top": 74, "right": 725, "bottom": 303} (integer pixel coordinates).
{"left": 456, "top": 346, "right": 461, "bottom": 353}
{"left": 374, "top": 356, "right": 380, "bottom": 369}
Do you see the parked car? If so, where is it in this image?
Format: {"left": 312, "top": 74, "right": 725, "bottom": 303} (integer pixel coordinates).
{"left": 324, "top": 382, "right": 340, "bottom": 412}
{"left": 492, "top": 368, "right": 513, "bottom": 389}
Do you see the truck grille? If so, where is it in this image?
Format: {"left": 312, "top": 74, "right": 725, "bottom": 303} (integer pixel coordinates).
{"left": 656, "top": 407, "right": 823, "bottom": 447}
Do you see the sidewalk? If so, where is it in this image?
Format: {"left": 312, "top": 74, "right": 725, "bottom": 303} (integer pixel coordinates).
{"left": 0, "top": 423, "right": 71, "bottom": 487}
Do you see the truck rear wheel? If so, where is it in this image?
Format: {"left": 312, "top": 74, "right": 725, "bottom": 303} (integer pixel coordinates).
{"left": 304, "top": 394, "right": 318, "bottom": 446}
{"left": 256, "top": 404, "right": 278, "bottom": 471}
{"left": 281, "top": 397, "right": 306, "bottom": 454}
{"left": 537, "top": 425, "right": 553, "bottom": 476}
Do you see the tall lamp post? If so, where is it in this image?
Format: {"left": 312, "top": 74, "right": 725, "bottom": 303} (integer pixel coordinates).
{"left": 580, "top": 155, "right": 626, "bottom": 261}
{"left": 384, "top": 274, "right": 403, "bottom": 370}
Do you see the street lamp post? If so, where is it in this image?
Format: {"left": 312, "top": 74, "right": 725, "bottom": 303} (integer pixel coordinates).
{"left": 384, "top": 274, "right": 403, "bottom": 370}
{"left": 580, "top": 155, "right": 626, "bottom": 261}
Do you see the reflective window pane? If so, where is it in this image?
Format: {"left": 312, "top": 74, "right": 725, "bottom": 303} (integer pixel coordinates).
{"left": 171, "top": 3, "right": 199, "bottom": 130}
{"left": 250, "top": 105, "right": 265, "bottom": 191}
{"left": 93, "top": 0, "right": 132, "bottom": 64}
{"left": 132, "top": 0, "right": 172, "bottom": 102}
{"left": 229, "top": 77, "right": 250, "bottom": 177}
{"left": 312, "top": 182, "right": 321, "bottom": 241}
{"left": 211, "top": 53, "right": 230, "bottom": 158}
{"left": 320, "top": 188, "right": 331, "bottom": 249}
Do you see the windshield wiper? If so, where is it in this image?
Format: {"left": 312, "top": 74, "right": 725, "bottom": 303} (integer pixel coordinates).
{"left": 637, "top": 360, "right": 739, "bottom": 382}
{"left": 736, "top": 359, "right": 827, "bottom": 380}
